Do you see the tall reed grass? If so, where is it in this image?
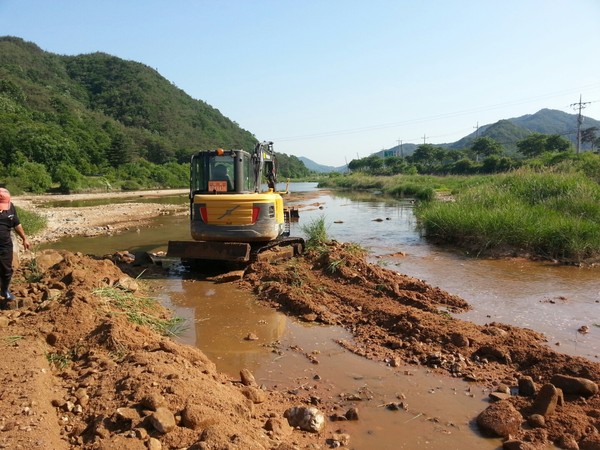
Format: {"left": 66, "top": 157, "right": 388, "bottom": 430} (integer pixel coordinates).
{"left": 416, "top": 169, "right": 600, "bottom": 262}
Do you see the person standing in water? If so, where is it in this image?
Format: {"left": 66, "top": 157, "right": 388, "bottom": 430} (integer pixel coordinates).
{"left": 0, "top": 188, "right": 30, "bottom": 304}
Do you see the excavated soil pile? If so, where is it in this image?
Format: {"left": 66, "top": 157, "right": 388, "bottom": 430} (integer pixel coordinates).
{"left": 0, "top": 250, "right": 320, "bottom": 450}
{"left": 240, "top": 241, "right": 600, "bottom": 449}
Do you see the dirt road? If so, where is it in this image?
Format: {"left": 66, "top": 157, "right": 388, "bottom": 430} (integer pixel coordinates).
{"left": 0, "top": 190, "right": 598, "bottom": 449}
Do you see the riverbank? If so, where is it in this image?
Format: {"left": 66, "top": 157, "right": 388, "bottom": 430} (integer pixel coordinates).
{"left": 14, "top": 189, "right": 189, "bottom": 247}
{"left": 321, "top": 169, "right": 600, "bottom": 265}
{"left": 2, "top": 189, "right": 600, "bottom": 449}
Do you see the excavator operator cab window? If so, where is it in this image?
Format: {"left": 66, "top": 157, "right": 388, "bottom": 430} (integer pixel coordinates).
{"left": 190, "top": 150, "right": 253, "bottom": 195}
{"left": 210, "top": 161, "right": 234, "bottom": 192}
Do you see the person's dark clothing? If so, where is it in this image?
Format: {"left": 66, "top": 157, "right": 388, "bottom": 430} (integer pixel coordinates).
{"left": 0, "top": 204, "right": 20, "bottom": 296}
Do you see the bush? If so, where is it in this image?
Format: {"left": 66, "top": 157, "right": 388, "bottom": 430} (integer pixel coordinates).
{"left": 54, "top": 163, "right": 83, "bottom": 193}
{"left": 121, "top": 180, "right": 141, "bottom": 191}
{"left": 9, "top": 161, "right": 52, "bottom": 193}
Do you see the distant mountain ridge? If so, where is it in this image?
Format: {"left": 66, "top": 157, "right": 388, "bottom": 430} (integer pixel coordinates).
{"left": 366, "top": 109, "right": 600, "bottom": 160}
{"left": 299, "top": 157, "right": 347, "bottom": 173}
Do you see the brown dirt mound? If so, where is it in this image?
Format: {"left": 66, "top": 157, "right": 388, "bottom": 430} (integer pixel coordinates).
{"left": 0, "top": 250, "right": 320, "bottom": 449}
{"left": 240, "top": 241, "right": 600, "bottom": 449}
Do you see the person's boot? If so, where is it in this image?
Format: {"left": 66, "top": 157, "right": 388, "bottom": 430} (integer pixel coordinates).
{"left": 1, "top": 275, "right": 13, "bottom": 301}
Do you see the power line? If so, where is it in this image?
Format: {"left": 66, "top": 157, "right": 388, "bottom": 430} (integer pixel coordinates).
{"left": 273, "top": 83, "right": 600, "bottom": 143}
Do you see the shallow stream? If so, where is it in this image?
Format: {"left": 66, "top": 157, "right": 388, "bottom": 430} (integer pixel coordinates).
{"left": 41, "top": 183, "right": 600, "bottom": 449}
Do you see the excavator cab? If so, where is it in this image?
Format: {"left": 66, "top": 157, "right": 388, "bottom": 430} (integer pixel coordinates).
{"left": 167, "top": 142, "right": 304, "bottom": 263}
{"left": 191, "top": 148, "right": 248, "bottom": 195}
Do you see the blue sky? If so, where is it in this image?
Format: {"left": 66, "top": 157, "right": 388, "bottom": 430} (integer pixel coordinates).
{"left": 1, "top": 0, "right": 599, "bottom": 166}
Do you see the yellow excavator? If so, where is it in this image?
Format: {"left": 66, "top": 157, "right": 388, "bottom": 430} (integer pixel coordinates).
{"left": 167, "top": 141, "right": 304, "bottom": 264}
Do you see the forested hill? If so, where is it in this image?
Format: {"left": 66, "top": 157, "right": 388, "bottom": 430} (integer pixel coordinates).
{"left": 0, "top": 36, "right": 309, "bottom": 193}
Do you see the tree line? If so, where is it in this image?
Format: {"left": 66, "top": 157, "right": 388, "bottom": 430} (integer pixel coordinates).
{"left": 348, "top": 131, "right": 600, "bottom": 177}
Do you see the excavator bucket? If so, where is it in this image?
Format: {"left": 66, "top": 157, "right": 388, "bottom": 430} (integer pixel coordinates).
{"left": 167, "top": 240, "right": 251, "bottom": 262}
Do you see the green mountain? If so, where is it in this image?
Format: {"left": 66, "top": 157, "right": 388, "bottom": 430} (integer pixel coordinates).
{"left": 0, "top": 36, "right": 293, "bottom": 191}
{"left": 378, "top": 109, "right": 600, "bottom": 157}
{"left": 510, "top": 108, "right": 590, "bottom": 135}
{"left": 449, "top": 119, "right": 534, "bottom": 153}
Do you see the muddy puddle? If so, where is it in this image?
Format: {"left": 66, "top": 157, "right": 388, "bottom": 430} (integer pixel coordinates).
{"left": 153, "top": 274, "right": 500, "bottom": 449}
{"left": 41, "top": 182, "right": 598, "bottom": 449}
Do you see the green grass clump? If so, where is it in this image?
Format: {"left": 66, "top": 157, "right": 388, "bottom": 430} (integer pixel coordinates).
{"left": 16, "top": 206, "right": 47, "bottom": 236}
{"left": 3, "top": 335, "right": 24, "bottom": 345}
{"left": 416, "top": 169, "right": 600, "bottom": 262}
{"left": 301, "top": 216, "right": 329, "bottom": 250}
{"left": 46, "top": 352, "right": 71, "bottom": 369}
{"left": 93, "top": 286, "right": 187, "bottom": 336}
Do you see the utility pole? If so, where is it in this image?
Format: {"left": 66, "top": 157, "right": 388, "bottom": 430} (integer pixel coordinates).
{"left": 571, "top": 94, "right": 590, "bottom": 154}
{"left": 474, "top": 122, "right": 479, "bottom": 139}
{"left": 422, "top": 134, "right": 427, "bottom": 144}
{"left": 397, "top": 139, "right": 403, "bottom": 158}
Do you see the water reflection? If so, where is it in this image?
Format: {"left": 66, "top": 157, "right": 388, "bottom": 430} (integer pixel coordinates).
{"left": 157, "top": 277, "right": 287, "bottom": 375}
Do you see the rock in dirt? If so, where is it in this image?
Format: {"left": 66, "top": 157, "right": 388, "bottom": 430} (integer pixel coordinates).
{"left": 241, "top": 386, "right": 267, "bottom": 404}
{"left": 34, "top": 249, "right": 66, "bottom": 272}
{"left": 526, "top": 414, "right": 545, "bottom": 428}
{"left": 345, "top": 407, "right": 359, "bottom": 421}
{"left": 476, "top": 401, "right": 522, "bottom": 438}
{"left": 140, "top": 393, "right": 166, "bottom": 411}
{"left": 489, "top": 391, "right": 511, "bottom": 402}
{"left": 240, "top": 368, "right": 257, "bottom": 386}
{"left": 147, "top": 437, "right": 162, "bottom": 450}
{"left": 518, "top": 376, "right": 537, "bottom": 397}
{"left": 181, "top": 403, "right": 218, "bottom": 430}
{"left": 245, "top": 332, "right": 259, "bottom": 341}
{"left": 550, "top": 374, "right": 598, "bottom": 397}
{"left": 264, "top": 417, "right": 293, "bottom": 438}
{"left": 116, "top": 276, "right": 139, "bottom": 292}
{"left": 502, "top": 439, "right": 538, "bottom": 450}
{"left": 531, "top": 384, "right": 561, "bottom": 417}
{"left": 555, "top": 434, "right": 579, "bottom": 450}
{"left": 579, "top": 433, "right": 600, "bottom": 450}
{"left": 329, "top": 432, "right": 351, "bottom": 447}
{"left": 149, "top": 407, "right": 176, "bottom": 433}
{"left": 284, "top": 406, "right": 326, "bottom": 433}
{"left": 450, "top": 332, "right": 470, "bottom": 347}
{"left": 115, "top": 406, "right": 140, "bottom": 425}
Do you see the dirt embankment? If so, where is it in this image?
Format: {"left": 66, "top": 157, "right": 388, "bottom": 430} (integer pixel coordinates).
{"left": 240, "top": 242, "right": 600, "bottom": 449}
{"left": 1, "top": 190, "right": 599, "bottom": 449}
{"left": 1, "top": 250, "right": 328, "bottom": 449}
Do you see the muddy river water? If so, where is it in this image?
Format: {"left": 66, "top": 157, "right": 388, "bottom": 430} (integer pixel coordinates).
{"left": 42, "top": 183, "right": 600, "bottom": 449}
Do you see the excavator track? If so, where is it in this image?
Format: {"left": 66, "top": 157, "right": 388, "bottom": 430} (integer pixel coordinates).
{"left": 250, "top": 236, "right": 305, "bottom": 262}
